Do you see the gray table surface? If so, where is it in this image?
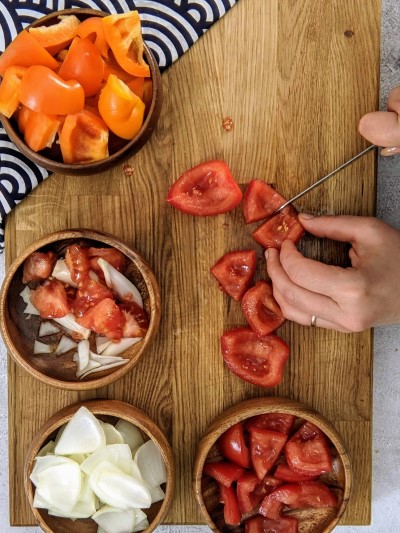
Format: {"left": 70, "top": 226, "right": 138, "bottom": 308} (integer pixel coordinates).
{"left": 1, "top": 1, "right": 400, "bottom": 530}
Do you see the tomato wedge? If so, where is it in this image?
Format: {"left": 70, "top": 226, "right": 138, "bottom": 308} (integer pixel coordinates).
{"left": 245, "top": 516, "right": 298, "bottom": 533}
{"left": 285, "top": 421, "right": 333, "bottom": 476}
{"left": 77, "top": 297, "right": 125, "bottom": 340}
{"left": 274, "top": 463, "right": 318, "bottom": 483}
{"left": 219, "top": 484, "right": 242, "bottom": 526}
{"left": 203, "top": 461, "right": 245, "bottom": 488}
{"left": 29, "top": 15, "right": 80, "bottom": 55}
{"left": 243, "top": 180, "right": 287, "bottom": 224}
{"left": 220, "top": 327, "right": 290, "bottom": 387}
{"left": 17, "top": 105, "right": 61, "bottom": 152}
{"left": 22, "top": 251, "right": 57, "bottom": 284}
{"left": 30, "top": 280, "right": 71, "bottom": 319}
{"left": 252, "top": 207, "right": 304, "bottom": 249}
{"left": 65, "top": 244, "right": 91, "bottom": 286}
{"left": 210, "top": 250, "right": 257, "bottom": 301}
{"left": 245, "top": 413, "right": 296, "bottom": 435}
{"left": 249, "top": 427, "right": 288, "bottom": 480}
{"left": 218, "top": 422, "right": 251, "bottom": 469}
{"left": 73, "top": 279, "right": 114, "bottom": 317}
{"left": 167, "top": 160, "right": 243, "bottom": 216}
{"left": 237, "top": 472, "right": 283, "bottom": 513}
{"left": 242, "top": 280, "right": 286, "bottom": 337}
{"left": 0, "top": 66, "right": 27, "bottom": 118}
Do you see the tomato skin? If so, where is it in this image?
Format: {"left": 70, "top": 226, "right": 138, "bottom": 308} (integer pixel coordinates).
{"left": 274, "top": 463, "right": 318, "bottom": 483}
{"left": 167, "top": 160, "right": 243, "bottom": 216}
{"left": 243, "top": 180, "right": 287, "bottom": 224}
{"left": 242, "top": 281, "right": 286, "bottom": 337}
{"left": 0, "top": 66, "right": 27, "bottom": 118}
{"left": 249, "top": 427, "right": 288, "bottom": 480}
{"left": 245, "top": 413, "right": 296, "bottom": 435}
{"left": 210, "top": 250, "right": 257, "bottom": 301}
{"left": 218, "top": 422, "right": 251, "bottom": 469}
{"left": 237, "top": 472, "right": 283, "bottom": 513}
{"left": 220, "top": 327, "right": 290, "bottom": 387}
{"left": 252, "top": 207, "right": 304, "bottom": 249}
{"left": 203, "top": 461, "right": 246, "bottom": 488}
{"left": 245, "top": 515, "right": 298, "bottom": 533}
{"left": 285, "top": 421, "right": 333, "bottom": 476}
{"left": 77, "top": 297, "right": 125, "bottom": 340}
{"left": 22, "top": 251, "right": 57, "bottom": 284}
{"left": 30, "top": 280, "right": 71, "bottom": 319}
{"left": 219, "top": 484, "right": 242, "bottom": 526}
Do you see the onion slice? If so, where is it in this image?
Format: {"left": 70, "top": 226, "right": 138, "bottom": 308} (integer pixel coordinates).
{"left": 101, "top": 337, "right": 141, "bottom": 357}
{"left": 115, "top": 420, "right": 144, "bottom": 453}
{"left": 20, "top": 286, "right": 40, "bottom": 315}
{"left": 97, "top": 258, "right": 143, "bottom": 308}
{"left": 78, "top": 359, "right": 128, "bottom": 379}
{"left": 51, "top": 259, "right": 78, "bottom": 288}
{"left": 100, "top": 422, "right": 124, "bottom": 445}
{"left": 95, "top": 336, "right": 112, "bottom": 354}
{"left": 54, "top": 314, "right": 91, "bottom": 340}
{"left": 47, "top": 474, "right": 97, "bottom": 519}
{"left": 55, "top": 335, "right": 78, "bottom": 356}
{"left": 54, "top": 406, "right": 106, "bottom": 455}
{"left": 38, "top": 321, "right": 60, "bottom": 337}
{"left": 33, "top": 340, "right": 52, "bottom": 355}
{"left": 81, "top": 443, "right": 133, "bottom": 476}
{"left": 134, "top": 440, "right": 167, "bottom": 488}
{"left": 92, "top": 506, "right": 147, "bottom": 533}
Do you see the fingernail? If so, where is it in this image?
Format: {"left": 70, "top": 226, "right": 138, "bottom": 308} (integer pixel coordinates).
{"left": 264, "top": 250, "right": 269, "bottom": 261}
{"left": 380, "top": 146, "right": 400, "bottom": 156}
{"left": 299, "top": 213, "right": 314, "bottom": 220}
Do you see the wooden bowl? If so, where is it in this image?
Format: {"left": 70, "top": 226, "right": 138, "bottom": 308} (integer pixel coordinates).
{"left": 193, "top": 397, "right": 352, "bottom": 533}
{"left": 24, "top": 399, "right": 174, "bottom": 533}
{"left": 0, "top": 8, "right": 163, "bottom": 175}
{"left": 0, "top": 229, "right": 161, "bottom": 390}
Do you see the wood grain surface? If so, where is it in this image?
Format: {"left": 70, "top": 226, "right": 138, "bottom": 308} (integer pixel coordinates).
{"left": 5, "top": 0, "right": 380, "bottom": 526}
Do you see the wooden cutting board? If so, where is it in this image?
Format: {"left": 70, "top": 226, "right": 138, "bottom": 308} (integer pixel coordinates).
{"left": 5, "top": 0, "right": 380, "bottom": 526}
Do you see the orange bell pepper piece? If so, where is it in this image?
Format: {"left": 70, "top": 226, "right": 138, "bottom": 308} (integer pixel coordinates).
{"left": 29, "top": 15, "right": 80, "bottom": 55}
{"left": 0, "top": 66, "right": 27, "bottom": 117}
{"left": 19, "top": 65, "right": 85, "bottom": 115}
{"left": 126, "top": 77, "right": 145, "bottom": 100}
{"left": 17, "top": 105, "right": 61, "bottom": 152}
{"left": 101, "top": 12, "right": 150, "bottom": 77}
{"left": 59, "top": 109, "right": 109, "bottom": 164}
{"left": 98, "top": 74, "right": 145, "bottom": 140}
{"left": 77, "top": 17, "right": 109, "bottom": 59}
{"left": 0, "top": 30, "right": 59, "bottom": 76}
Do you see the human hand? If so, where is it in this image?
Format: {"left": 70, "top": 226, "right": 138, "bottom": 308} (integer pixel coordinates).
{"left": 266, "top": 214, "right": 400, "bottom": 332}
{"left": 359, "top": 85, "right": 400, "bottom": 156}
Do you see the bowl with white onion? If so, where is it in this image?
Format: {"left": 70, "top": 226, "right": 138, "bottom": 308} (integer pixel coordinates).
{"left": 24, "top": 399, "right": 174, "bottom": 533}
{"left": 0, "top": 229, "right": 160, "bottom": 389}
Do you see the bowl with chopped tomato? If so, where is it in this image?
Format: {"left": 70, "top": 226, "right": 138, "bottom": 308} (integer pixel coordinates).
{"left": 0, "top": 229, "right": 160, "bottom": 390}
{"left": 0, "top": 8, "right": 162, "bottom": 175}
{"left": 24, "top": 399, "right": 174, "bottom": 533}
{"left": 193, "top": 397, "right": 352, "bottom": 533}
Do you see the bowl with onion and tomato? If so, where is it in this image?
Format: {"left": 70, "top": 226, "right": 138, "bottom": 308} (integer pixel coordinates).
{"left": 0, "top": 8, "right": 162, "bottom": 175}
{"left": 24, "top": 399, "right": 174, "bottom": 533}
{"left": 0, "top": 229, "right": 160, "bottom": 390}
{"left": 193, "top": 397, "right": 352, "bottom": 533}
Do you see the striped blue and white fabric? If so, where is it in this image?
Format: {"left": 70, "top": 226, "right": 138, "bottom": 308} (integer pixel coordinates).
{"left": 0, "top": 0, "right": 238, "bottom": 249}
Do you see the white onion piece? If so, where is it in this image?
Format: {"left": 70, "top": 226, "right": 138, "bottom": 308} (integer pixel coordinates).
{"left": 33, "top": 490, "right": 51, "bottom": 509}
{"left": 89, "top": 270, "right": 99, "bottom": 282}
{"left": 100, "top": 422, "right": 124, "bottom": 445}
{"left": 130, "top": 460, "right": 144, "bottom": 483}
{"left": 54, "top": 314, "right": 91, "bottom": 340}
{"left": 132, "top": 516, "right": 149, "bottom": 532}
{"left": 20, "top": 285, "right": 32, "bottom": 304}
{"left": 54, "top": 406, "right": 106, "bottom": 455}
{"left": 51, "top": 259, "right": 78, "bottom": 288}
{"left": 55, "top": 335, "right": 78, "bottom": 356}
{"left": 77, "top": 339, "right": 90, "bottom": 370}
{"left": 30, "top": 455, "right": 71, "bottom": 486}
{"left": 115, "top": 420, "right": 144, "bottom": 453}
{"left": 81, "top": 444, "right": 133, "bottom": 476}
{"left": 134, "top": 441, "right": 167, "bottom": 488}
{"left": 66, "top": 453, "right": 87, "bottom": 464}
{"left": 89, "top": 461, "right": 151, "bottom": 510}
{"left": 48, "top": 474, "right": 96, "bottom": 519}
{"left": 38, "top": 321, "right": 60, "bottom": 337}
{"left": 96, "top": 336, "right": 112, "bottom": 354}
{"left": 36, "top": 440, "right": 55, "bottom": 457}
{"left": 79, "top": 359, "right": 128, "bottom": 379}
{"left": 33, "top": 340, "right": 52, "bottom": 355}
{"left": 149, "top": 485, "right": 165, "bottom": 504}
{"left": 92, "top": 506, "right": 147, "bottom": 533}
{"left": 90, "top": 351, "right": 125, "bottom": 365}
{"left": 25, "top": 302, "right": 40, "bottom": 315}
{"left": 97, "top": 258, "right": 143, "bottom": 308}
{"left": 76, "top": 360, "right": 101, "bottom": 378}
{"left": 101, "top": 338, "right": 142, "bottom": 357}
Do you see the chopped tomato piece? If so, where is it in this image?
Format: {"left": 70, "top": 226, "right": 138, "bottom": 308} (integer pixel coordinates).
{"left": 249, "top": 427, "right": 288, "bottom": 480}
{"left": 29, "top": 15, "right": 80, "bottom": 55}
{"left": 245, "top": 515, "right": 298, "bottom": 533}
{"left": 65, "top": 244, "right": 91, "bottom": 286}
{"left": 30, "top": 280, "right": 71, "bottom": 318}
{"left": 218, "top": 422, "right": 251, "bottom": 469}
{"left": 241, "top": 281, "right": 286, "bottom": 337}
{"left": 0, "top": 30, "right": 59, "bottom": 76}
{"left": 203, "top": 461, "right": 245, "bottom": 488}
{"left": 17, "top": 105, "right": 61, "bottom": 152}
{"left": 211, "top": 250, "right": 257, "bottom": 301}
{"left": 22, "top": 251, "right": 57, "bottom": 284}
{"left": 0, "top": 66, "right": 27, "bottom": 118}
{"left": 220, "top": 327, "right": 290, "bottom": 387}
{"left": 243, "top": 180, "right": 287, "bottom": 224}
{"left": 19, "top": 65, "right": 85, "bottom": 115}
{"left": 88, "top": 247, "right": 126, "bottom": 273}
{"left": 101, "top": 11, "right": 150, "bottom": 77}
{"left": 252, "top": 207, "right": 304, "bottom": 249}
{"left": 119, "top": 301, "right": 149, "bottom": 338}
{"left": 219, "top": 484, "right": 241, "bottom": 526}
{"left": 237, "top": 472, "right": 283, "bottom": 513}
{"left": 167, "top": 160, "right": 243, "bottom": 216}
{"left": 77, "top": 16, "right": 109, "bottom": 58}
{"left": 285, "top": 421, "right": 333, "bottom": 476}
{"left": 59, "top": 109, "right": 109, "bottom": 164}
{"left": 77, "top": 297, "right": 125, "bottom": 340}
{"left": 245, "top": 413, "right": 296, "bottom": 435}
{"left": 73, "top": 279, "right": 114, "bottom": 317}
{"left": 274, "top": 463, "right": 317, "bottom": 483}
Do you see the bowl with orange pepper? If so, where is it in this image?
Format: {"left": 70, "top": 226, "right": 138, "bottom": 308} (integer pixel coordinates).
{"left": 0, "top": 8, "right": 162, "bottom": 175}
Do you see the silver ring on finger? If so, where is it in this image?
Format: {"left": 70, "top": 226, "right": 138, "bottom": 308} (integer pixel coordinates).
{"left": 311, "top": 315, "right": 317, "bottom": 327}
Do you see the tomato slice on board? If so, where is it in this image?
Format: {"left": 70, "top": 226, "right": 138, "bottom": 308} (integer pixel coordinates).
{"left": 210, "top": 250, "right": 257, "bottom": 301}
{"left": 17, "top": 105, "right": 61, "bottom": 152}
{"left": 245, "top": 413, "right": 296, "bottom": 435}
{"left": 259, "top": 481, "right": 338, "bottom": 520}
{"left": 274, "top": 463, "right": 318, "bottom": 483}
{"left": 285, "top": 421, "right": 333, "bottom": 476}
{"left": 252, "top": 207, "right": 304, "bottom": 249}
{"left": 203, "top": 461, "right": 246, "bottom": 488}
{"left": 249, "top": 427, "right": 288, "bottom": 480}
{"left": 167, "top": 160, "right": 243, "bottom": 216}
{"left": 0, "top": 66, "right": 27, "bottom": 118}
{"left": 219, "top": 484, "right": 242, "bottom": 526}
{"left": 243, "top": 180, "right": 287, "bottom": 224}
{"left": 218, "top": 422, "right": 251, "bottom": 469}
{"left": 22, "top": 251, "right": 57, "bottom": 284}
{"left": 241, "top": 280, "right": 285, "bottom": 337}
{"left": 30, "top": 280, "right": 71, "bottom": 319}
{"left": 237, "top": 471, "right": 283, "bottom": 514}
{"left": 77, "top": 297, "right": 125, "bottom": 340}
{"left": 220, "top": 327, "right": 290, "bottom": 387}
{"left": 29, "top": 15, "right": 80, "bottom": 56}
{"left": 245, "top": 515, "right": 298, "bottom": 533}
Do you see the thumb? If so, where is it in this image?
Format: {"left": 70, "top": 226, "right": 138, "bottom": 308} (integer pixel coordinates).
{"left": 358, "top": 110, "right": 400, "bottom": 147}
{"left": 298, "top": 213, "right": 375, "bottom": 244}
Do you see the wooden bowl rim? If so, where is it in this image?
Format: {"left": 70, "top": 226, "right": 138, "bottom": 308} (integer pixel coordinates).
{"left": 0, "top": 228, "right": 161, "bottom": 390}
{"left": 23, "top": 399, "right": 175, "bottom": 533}
{"left": 193, "top": 397, "right": 353, "bottom": 533}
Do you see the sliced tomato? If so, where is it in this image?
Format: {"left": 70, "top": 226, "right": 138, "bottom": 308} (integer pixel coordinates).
{"left": 167, "top": 160, "right": 243, "bottom": 216}
{"left": 237, "top": 471, "right": 283, "bottom": 514}
{"left": 245, "top": 515, "right": 298, "bottom": 533}
{"left": 73, "top": 279, "right": 114, "bottom": 317}
{"left": 0, "top": 66, "right": 27, "bottom": 118}
{"left": 17, "top": 105, "right": 61, "bottom": 152}
{"left": 274, "top": 463, "right": 317, "bottom": 483}
{"left": 243, "top": 180, "right": 287, "bottom": 224}
{"left": 252, "top": 207, "right": 304, "bottom": 249}
{"left": 203, "top": 461, "right": 245, "bottom": 488}
{"left": 249, "top": 427, "right": 288, "bottom": 480}
{"left": 65, "top": 244, "right": 91, "bottom": 286}
{"left": 77, "top": 297, "right": 125, "bottom": 340}
{"left": 210, "top": 250, "right": 257, "bottom": 301}
{"left": 219, "top": 484, "right": 242, "bottom": 526}
{"left": 29, "top": 15, "right": 80, "bottom": 55}
{"left": 30, "top": 280, "right": 71, "bottom": 318}
{"left": 218, "top": 422, "right": 251, "bottom": 468}
{"left": 77, "top": 16, "right": 109, "bottom": 58}
{"left": 88, "top": 247, "right": 126, "bottom": 273}
{"left": 285, "top": 421, "right": 333, "bottom": 476}
{"left": 22, "top": 251, "right": 57, "bottom": 284}
{"left": 119, "top": 301, "right": 149, "bottom": 337}
{"left": 242, "top": 281, "right": 285, "bottom": 337}
{"left": 245, "top": 414, "right": 296, "bottom": 435}
{"left": 220, "top": 327, "right": 290, "bottom": 387}
{"left": 259, "top": 481, "right": 338, "bottom": 520}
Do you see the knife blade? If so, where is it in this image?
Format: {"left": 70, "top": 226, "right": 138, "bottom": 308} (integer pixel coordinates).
{"left": 271, "top": 144, "right": 377, "bottom": 216}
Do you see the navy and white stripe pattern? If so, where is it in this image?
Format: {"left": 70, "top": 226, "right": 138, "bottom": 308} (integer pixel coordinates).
{"left": 0, "top": 0, "right": 237, "bottom": 249}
